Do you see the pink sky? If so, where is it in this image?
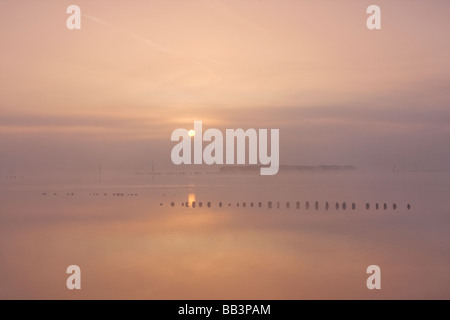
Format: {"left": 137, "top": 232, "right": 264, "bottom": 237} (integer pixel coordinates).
{"left": 0, "top": 0, "right": 449, "bottom": 174}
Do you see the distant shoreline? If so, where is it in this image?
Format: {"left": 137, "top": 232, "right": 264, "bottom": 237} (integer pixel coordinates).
{"left": 219, "top": 165, "right": 356, "bottom": 175}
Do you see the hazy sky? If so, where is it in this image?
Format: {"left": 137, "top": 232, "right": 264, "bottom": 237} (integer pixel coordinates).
{"left": 1, "top": 0, "right": 449, "bottom": 175}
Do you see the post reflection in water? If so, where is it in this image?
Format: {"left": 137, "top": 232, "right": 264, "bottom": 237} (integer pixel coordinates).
{"left": 188, "top": 193, "right": 196, "bottom": 208}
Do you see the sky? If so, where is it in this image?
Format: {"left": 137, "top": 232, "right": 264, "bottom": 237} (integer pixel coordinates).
{"left": 0, "top": 0, "right": 449, "bottom": 175}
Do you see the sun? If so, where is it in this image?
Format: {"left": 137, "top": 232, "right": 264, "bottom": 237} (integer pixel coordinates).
{"left": 188, "top": 130, "right": 195, "bottom": 137}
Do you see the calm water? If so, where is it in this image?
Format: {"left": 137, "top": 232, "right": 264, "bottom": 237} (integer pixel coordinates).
{"left": 0, "top": 171, "right": 449, "bottom": 299}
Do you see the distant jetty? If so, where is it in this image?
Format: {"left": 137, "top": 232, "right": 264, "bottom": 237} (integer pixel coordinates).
{"left": 219, "top": 165, "right": 356, "bottom": 175}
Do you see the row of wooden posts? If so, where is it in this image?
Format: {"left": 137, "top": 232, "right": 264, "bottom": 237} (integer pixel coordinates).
{"left": 164, "top": 201, "right": 411, "bottom": 211}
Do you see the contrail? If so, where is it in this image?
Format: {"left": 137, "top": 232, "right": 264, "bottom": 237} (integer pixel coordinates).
{"left": 82, "top": 14, "right": 181, "bottom": 56}
{"left": 82, "top": 14, "right": 216, "bottom": 74}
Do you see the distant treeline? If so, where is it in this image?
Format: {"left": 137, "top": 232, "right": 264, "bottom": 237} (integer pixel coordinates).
{"left": 219, "top": 165, "right": 356, "bottom": 174}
